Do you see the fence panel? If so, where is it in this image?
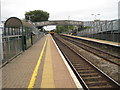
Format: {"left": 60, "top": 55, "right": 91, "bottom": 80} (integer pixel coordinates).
{"left": 2, "top": 36, "right": 22, "bottom": 63}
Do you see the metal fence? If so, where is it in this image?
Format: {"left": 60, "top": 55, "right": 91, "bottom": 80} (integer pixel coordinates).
{"left": 1, "top": 17, "right": 45, "bottom": 65}
{"left": 2, "top": 32, "right": 44, "bottom": 64}
{"left": 77, "top": 19, "right": 120, "bottom": 42}
{"left": 2, "top": 36, "right": 22, "bottom": 63}
{"left": 32, "top": 32, "right": 45, "bottom": 44}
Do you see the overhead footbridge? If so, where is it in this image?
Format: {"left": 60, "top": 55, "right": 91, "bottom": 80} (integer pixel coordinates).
{"left": 33, "top": 20, "right": 83, "bottom": 28}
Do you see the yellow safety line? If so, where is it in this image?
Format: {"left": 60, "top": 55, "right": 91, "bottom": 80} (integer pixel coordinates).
{"left": 63, "top": 34, "right": 120, "bottom": 46}
{"left": 28, "top": 38, "right": 47, "bottom": 89}
{"left": 41, "top": 36, "right": 55, "bottom": 88}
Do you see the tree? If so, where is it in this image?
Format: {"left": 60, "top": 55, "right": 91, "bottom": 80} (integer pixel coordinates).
{"left": 25, "top": 10, "right": 49, "bottom": 22}
{"left": 78, "top": 26, "right": 92, "bottom": 31}
{"left": 55, "top": 25, "right": 76, "bottom": 33}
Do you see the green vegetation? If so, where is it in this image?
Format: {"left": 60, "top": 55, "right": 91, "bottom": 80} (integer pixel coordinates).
{"left": 50, "top": 30, "right": 55, "bottom": 32}
{"left": 44, "top": 30, "right": 49, "bottom": 34}
{"left": 78, "top": 26, "right": 92, "bottom": 31}
{"left": 25, "top": 10, "right": 49, "bottom": 22}
{"left": 55, "top": 25, "right": 76, "bottom": 33}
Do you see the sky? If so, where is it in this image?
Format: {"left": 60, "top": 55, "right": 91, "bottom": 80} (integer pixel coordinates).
{"left": 1, "top": 0, "right": 120, "bottom": 30}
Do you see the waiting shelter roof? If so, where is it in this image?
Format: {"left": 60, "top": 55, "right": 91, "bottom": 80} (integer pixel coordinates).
{"left": 5, "top": 17, "right": 32, "bottom": 28}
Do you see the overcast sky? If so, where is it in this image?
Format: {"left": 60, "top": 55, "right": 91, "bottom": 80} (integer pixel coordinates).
{"left": 1, "top": 0, "right": 119, "bottom": 30}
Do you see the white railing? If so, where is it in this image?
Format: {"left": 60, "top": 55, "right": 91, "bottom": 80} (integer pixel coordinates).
{"left": 78, "top": 19, "right": 119, "bottom": 36}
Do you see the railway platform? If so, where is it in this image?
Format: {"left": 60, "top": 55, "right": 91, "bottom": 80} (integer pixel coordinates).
{"left": 2, "top": 34, "right": 82, "bottom": 88}
{"left": 61, "top": 34, "right": 120, "bottom": 58}
{"left": 62, "top": 34, "right": 120, "bottom": 47}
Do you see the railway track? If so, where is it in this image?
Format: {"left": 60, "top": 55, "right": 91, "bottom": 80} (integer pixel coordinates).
{"left": 52, "top": 34, "right": 120, "bottom": 89}
{"left": 60, "top": 34, "right": 120, "bottom": 66}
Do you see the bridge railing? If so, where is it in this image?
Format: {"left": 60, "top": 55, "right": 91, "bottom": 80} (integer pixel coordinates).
{"left": 77, "top": 19, "right": 120, "bottom": 42}
{"left": 33, "top": 20, "right": 83, "bottom": 27}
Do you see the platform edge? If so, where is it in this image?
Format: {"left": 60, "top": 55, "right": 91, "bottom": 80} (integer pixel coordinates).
{"left": 51, "top": 35, "right": 83, "bottom": 89}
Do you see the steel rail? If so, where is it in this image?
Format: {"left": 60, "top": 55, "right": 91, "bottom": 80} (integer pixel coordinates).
{"left": 53, "top": 35, "right": 120, "bottom": 89}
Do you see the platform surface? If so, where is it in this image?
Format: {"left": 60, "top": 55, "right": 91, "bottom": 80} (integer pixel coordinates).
{"left": 2, "top": 34, "right": 77, "bottom": 88}
{"left": 63, "top": 34, "right": 120, "bottom": 47}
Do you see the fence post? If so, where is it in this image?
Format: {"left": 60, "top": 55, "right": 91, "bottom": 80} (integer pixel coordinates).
{"left": 22, "top": 27, "right": 25, "bottom": 51}
{"left": 118, "top": 19, "right": 120, "bottom": 43}
{"left": 0, "top": 27, "right": 3, "bottom": 62}
{"left": 31, "top": 32, "right": 33, "bottom": 45}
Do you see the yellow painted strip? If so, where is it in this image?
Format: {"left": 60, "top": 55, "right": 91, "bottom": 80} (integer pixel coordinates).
{"left": 41, "top": 35, "right": 55, "bottom": 88}
{"left": 63, "top": 34, "right": 120, "bottom": 46}
{"left": 28, "top": 38, "right": 47, "bottom": 89}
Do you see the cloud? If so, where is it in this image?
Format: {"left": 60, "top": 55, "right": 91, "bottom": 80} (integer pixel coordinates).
{"left": 1, "top": 0, "right": 118, "bottom": 21}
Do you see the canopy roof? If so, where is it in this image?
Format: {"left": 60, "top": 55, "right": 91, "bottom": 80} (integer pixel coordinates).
{"left": 5, "top": 17, "right": 32, "bottom": 28}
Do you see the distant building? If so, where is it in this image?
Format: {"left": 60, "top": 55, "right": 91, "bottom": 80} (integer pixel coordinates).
{"left": 118, "top": 1, "right": 120, "bottom": 19}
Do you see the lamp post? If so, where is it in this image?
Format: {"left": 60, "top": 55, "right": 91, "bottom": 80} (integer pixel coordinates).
{"left": 91, "top": 14, "right": 100, "bottom": 20}
{"left": 91, "top": 14, "right": 101, "bottom": 39}
{"left": 68, "top": 16, "right": 70, "bottom": 20}
{"left": 67, "top": 16, "right": 70, "bottom": 33}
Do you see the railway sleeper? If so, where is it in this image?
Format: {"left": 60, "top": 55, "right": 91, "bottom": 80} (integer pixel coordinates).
{"left": 54, "top": 35, "right": 119, "bottom": 89}
{"left": 80, "top": 73, "right": 98, "bottom": 76}
{"left": 74, "top": 66, "right": 92, "bottom": 69}
{"left": 83, "top": 75, "right": 102, "bottom": 79}
{"left": 78, "top": 70, "right": 95, "bottom": 73}
{"left": 71, "top": 61, "right": 86, "bottom": 63}
{"left": 76, "top": 67, "right": 92, "bottom": 70}
{"left": 87, "top": 81, "right": 110, "bottom": 87}
{"left": 89, "top": 85, "right": 113, "bottom": 88}
{"left": 61, "top": 35, "right": 120, "bottom": 65}
{"left": 83, "top": 76, "right": 105, "bottom": 82}
{"left": 73, "top": 63, "right": 83, "bottom": 66}
{"left": 73, "top": 64, "right": 90, "bottom": 67}
{"left": 80, "top": 73, "right": 99, "bottom": 77}
{"left": 72, "top": 62, "right": 88, "bottom": 64}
